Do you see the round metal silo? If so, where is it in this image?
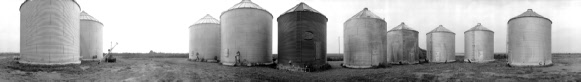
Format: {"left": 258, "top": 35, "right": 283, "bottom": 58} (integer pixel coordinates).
{"left": 20, "top": 0, "right": 81, "bottom": 65}
{"left": 507, "top": 9, "right": 552, "bottom": 67}
{"left": 387, "top": 22, "right": 420, "bottom": 64}
{"left": 343, "top": 8, "right": 387, "bottom": 68}
{"left": 426, "top": 25, "right": 455, "bottom": 63}
{"left": 80, "top": 11, "right": 104, "bottom": 61}
{"left": 277, "top": 2, "right": 329, "bottom": 72}
{"left": 189, "top": 14, "right": 221, "bottom": 63}
{"left": 220, "top": 0, "right": 273, "bottom": 66}
{"left": 464, "top": 23, "right": 494, "bottom": 63}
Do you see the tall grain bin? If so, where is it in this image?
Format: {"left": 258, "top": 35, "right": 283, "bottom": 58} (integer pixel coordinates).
{"left": 426, "top": 25, "right": 455, "bottom": 63}
{"left": 277, "top": 2, "right": 329, "bottom": 72}
{"left": 464, "top": 23, "right": 494, "bottom": 63}
{"left": 220, "top": 0, "right": 273, "bottom": 66}
{"left": 507, "top": 9, "right": 552, "bottom": 66}
{"left": 343, "top": 8, "right": 387, "bottom": 68}
{"left": 387, "top": 22, "right": 421, "bottom": 64}
{"left": 189, "top": 14, "right": 221, "bottom": 63}
{"left": 80, "top": 11, "right": 103, "bottom": 61}
{"left": 20, "top": 0, "right": 81, "bottom": 65}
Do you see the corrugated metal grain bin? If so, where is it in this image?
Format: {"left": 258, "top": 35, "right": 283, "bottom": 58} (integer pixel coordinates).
{"left": 277, "top": 2, "right": 329, "bottom": 72}
{"left": 507, "top": 9, "right": 552, "bottom": 66}
{"left": 387, "top": 22, "right": 421, "bottom": 64}
{"left": 189, "top": 14, "right": 221, "bottom": 63}
{"left": 464, "top": 23, "right": 494, "bottom": 63}
{"left": 80, "top": 11, "right": 103, "bottom": 61}
{"left": 426, "top": 25, "right": 455, "bottom": 63}
{"left": 220, "top": 0, "right": 273, "bottom": 66}
{"left": 20, "top": 0, "right": 82, "bottom": 65}
{"left": 343, "top": 8, "right": 387, "bottom": 68}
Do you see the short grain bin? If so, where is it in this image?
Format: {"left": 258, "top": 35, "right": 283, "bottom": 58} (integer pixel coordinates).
{"left": 507, "top": 9, "right": 552, "bottom": 67}
{"left": 20, "top": 0, "right": 82, "bottom": 65}
{"left": 464, "top": 23, "right": 494, "bottom": 63}
{"left": 189, "top": 14, "right": 221, "bottom": 63}
{"left": 426, "top": 25, "right": 455, "bottom": 63}
{"left": 343, "top": 8, "right": 387, "bottom": 68}
{"left": 387, "top": 22, "right": 421, "bottom": 64}
{"left": 220, "top": 0, "right": 273, "bottom": 66}
{"left": 80, "top": 11, "right": 104, "bottom": 61}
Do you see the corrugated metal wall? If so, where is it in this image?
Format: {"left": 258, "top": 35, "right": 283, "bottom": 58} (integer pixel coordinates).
{"left": 277, "top": 10, "right": 328, "bottom": 71}
{"left": 507, "top": 9, "right": 552, "bottom": 66}
{"left": 80, "top": 17, "right": 103, "bottom": 61}
{"left": 387, "top": 24, "right": 420, "bottom": 64}
{"left": 343, "top": 14, "right": 387, "bottom": 68}
{"left": 464, "top": 24, "right": 494, "bottom": 63}
{"left": 220, "top": 8, "right": 273, "bottom": 66}
{"left": 426, "top": 26, "right": 455, "bottom": 63}
{"left": 190, "top": 23, "right": 221, "bottom": 62}
{"left": 20, "top": 0, "right": 81, "bottom": 65}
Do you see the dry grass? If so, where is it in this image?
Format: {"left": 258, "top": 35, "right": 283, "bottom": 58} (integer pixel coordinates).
{"left": 0, "top": 53, "right": 579, "bottom": 81}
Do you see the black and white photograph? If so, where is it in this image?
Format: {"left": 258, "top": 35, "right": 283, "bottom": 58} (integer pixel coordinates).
{"left": 0, "top": 0, "right": 580, "bottom": 81}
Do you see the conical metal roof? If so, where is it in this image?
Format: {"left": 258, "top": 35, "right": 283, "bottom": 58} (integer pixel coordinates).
{"left": 284, "top": 2, "right": 320, "bottom": 14}
{"left": 228, "top": 0, "right": 264, "bottom": 10}
{"left": 80, "top": 11, "right": 102, "bottom": 24}
{"left": 508, "top": 9, "right": 552, "bottom": 23}
{"left": 349, "top": 8, "right": 383, "bottom": 20}
{"left": 20, "top": 0, "right": 82, "bottom": 11}
{"left": 428, "top": 25, "right": 455, "bottom": 34}
{"left": 194, "top": 14, "right": 220, "bottom": 25}
{"left": 465, "top": 23, "right": 493, "bottom": 33}
{"left": 389, "top": 22, "right": 417, "bottom": 32}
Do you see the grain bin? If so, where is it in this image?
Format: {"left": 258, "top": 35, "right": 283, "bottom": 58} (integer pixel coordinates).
{"left": 277, "top": 2, "right": 329, "bottom": 72}
{"left": 20, "top": 0, "right": 81, "bottom": 65}
{"left": 464, "top": 23, "right": 494, "bottom": 63}
{"left": 387, "top": 22, "right": 421, "bottom": 64}
{"left": 507, "top": 9, "right": 552, "bottom": 67}
{"left": 80, "top": 11, "right": 103, "bottom": 61}
{"left": 189, "top": 14, "right": 221, "bottom": 63}
{"left": 426, "top": 25, "right": 455, "bottom": 63}
{"left": 220, "top": 0, "right": 273, "bottom": 66}
{"left": 343, "top": 8, "right": 387, "bottom": 68}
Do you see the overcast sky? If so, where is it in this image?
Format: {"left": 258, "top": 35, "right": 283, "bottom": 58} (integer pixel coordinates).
{"left": 1, "top": 0, "right": 580, "bottom": 53}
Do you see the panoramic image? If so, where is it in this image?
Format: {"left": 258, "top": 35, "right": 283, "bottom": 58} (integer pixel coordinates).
{"left": 0, "top": 0, "right": 580, "bottom": 81}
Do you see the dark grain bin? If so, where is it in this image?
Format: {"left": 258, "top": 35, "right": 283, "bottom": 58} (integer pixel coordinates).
{"left": 220, "top": 0, "right": 273, "bottom": 66}
{"left": 507, "top": 9, "right": 552, "bottom": 67}
{"left": 464, "top": 23, "right": 494, "bottom": 63}
{"left": 20, "top": 0, "right": 82, "bottom": 65}
{"left": 426, "top": 25, "right": 455, "bottom": 63}
{"left": 386, "top": 22, "right": 421, "bottom": 64}
{"left": 343, "top": 8, "right": 387, "bottom": 68}
{"left": 277, "top": 2, "right": 330, "bottom": 72}
{"left": 80, "top": 11, "right": 104, "bottom": 61}
{"left": 189, "top": 14, "right": 221, "bottom": 63}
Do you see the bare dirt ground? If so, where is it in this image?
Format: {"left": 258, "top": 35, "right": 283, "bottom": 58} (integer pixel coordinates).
{"left": 0, "top": 53, "right": 580, "bottom": 82}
